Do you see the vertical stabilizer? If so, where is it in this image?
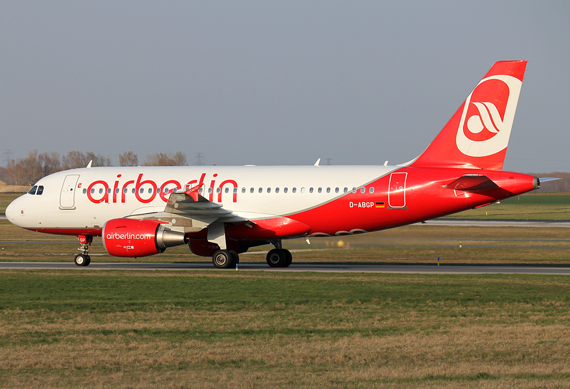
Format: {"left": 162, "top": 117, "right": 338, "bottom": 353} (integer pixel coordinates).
{"left": 411, "top": 61, "right": 527, "bottom": 170}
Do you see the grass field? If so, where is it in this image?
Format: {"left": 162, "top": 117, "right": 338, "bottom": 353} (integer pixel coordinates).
{"left": 0, "top": 193, "right": 18, "bottom": 213}
{"left": 444, "top": 192, "right": 570, "bottom": 220}
{"left": 3, "top": 193, "right": 570, "bottom": 387}
{"left": 1, "top": 270, "right": 570, "bottom": 388}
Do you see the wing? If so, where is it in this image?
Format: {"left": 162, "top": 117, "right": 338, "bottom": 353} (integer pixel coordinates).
{"left": 128, "top": 186, "right": 247, "bottom": 232}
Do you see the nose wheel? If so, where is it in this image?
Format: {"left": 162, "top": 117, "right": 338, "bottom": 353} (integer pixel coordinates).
{"left": 74, "top": 254, "right": 91, "bottom": 266}
{"left": 75, "top": 235, "right": 93, "bottom": 266}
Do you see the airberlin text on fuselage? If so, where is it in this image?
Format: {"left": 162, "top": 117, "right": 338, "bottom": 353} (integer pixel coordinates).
{"left": 86, "top": 173, "right": 238, "bottom": 204}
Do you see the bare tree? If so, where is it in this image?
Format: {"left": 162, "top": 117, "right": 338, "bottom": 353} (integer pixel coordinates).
{"left": 86, "top": 152, "right": 112, "bottom": 167}
{"left": 171, "top": 151, "right": 187, "bottom": 166}
{"left": 143, "top": 152, "right": 187, "bottom": 166}
{"left": 5, "top": 150, "right": 42, "bottom": 185}
{"left": 62, "top": 151, "right": 88, "bottom": 169}
{"left": 38, "top": 152, "right": 61, "bottom": 176}
{"left": 62, "top": 151, "right": 111, "bottom": 169}
{"left": 119, "top": 151, "right": 139, "bottom": 166}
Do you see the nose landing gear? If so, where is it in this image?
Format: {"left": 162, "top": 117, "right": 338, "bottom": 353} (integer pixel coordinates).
{"left": 75, "top": 235, "right": 92, "bottom": 266}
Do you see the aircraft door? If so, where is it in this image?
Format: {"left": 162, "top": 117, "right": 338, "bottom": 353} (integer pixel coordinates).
{"left": 388, "top": 172, "right": 407, "bottom": 209}
{"left": 60, "top": 174, "right": 80, "bottom": 210}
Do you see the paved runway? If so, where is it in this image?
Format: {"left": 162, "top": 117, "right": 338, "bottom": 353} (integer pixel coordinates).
{"left": 2, "top": 261, "right": 570, "bottom": 275}
{"left": 424, "top": 219, "right": 570, "bottom": 228}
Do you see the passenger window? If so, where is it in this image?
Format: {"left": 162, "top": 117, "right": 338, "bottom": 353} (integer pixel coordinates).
{"left": 258, "top": 188, "right": 262, "bottom": 193}
{"left": 107, "top": 188, "right": 111, "bottom": 194}
{"left": 284, "top": 188, "right": 288, "bottom": 193}
{"left": 361, "top": 187, "right": 365, "bottom": 194}
{"left": 276, "top": 188, "right": 280, "bottom": 193}
{"left": 123, "top": 188, "right": 127, "bottom": 194}
{"left": 100, "top": 188, "right": 104, "bottom": 194}
{"left": 132, "top": 188, "right": 135, "bottom": 194}
{"left": 267, "top": 188, "right": 271, "bottom": 193}
{"left": 198, "top": 188, "right": 203, "bottom": 194}
{"left": 370, "top": 187, "right": 375, "bottom": 194}
{"left": 335, "top": 188, "right": 339, "bottom": 193}
{"left": 241, "top": 188, "right": 246, "bottom": 193}
{"left": 301, "top": 187, "right": 305, "bottom": 193}
{"left": 28, "top": 186, "right": 37, "bottom": 195}
{"left": 352, "top": 188, "right": 357, "bottom": 194}
{"left": 318, "top": 188, "right": 322, "bottom": 193}
{"left": 37, "top": 186, "right": 44, "bottom": 195}
{"left": 115, "top": 188, "right": 120, "bottom": 194}
{"left": 208, "top": 188, "right": 213, "bottom": 194}
{"left": 148, "top": 188, "right": 152, "bottom": 194}
{"left": 292, "top": 188, "right": 297, "bottom": 193}
{"left": 83, "top": 189, "right": 87, "bottom": 194}
{"left": 344, "top": 187, "right": 348, "bottom": 193}
{"left": 233, "top": 188, "right": 237, "bottom": 194}
{"left": 309, "top": 188, "right": 313, "bottom": 193}
{"left": 216, "top": 188, "right": 221, "bottom": 194}
{"left": 326, "top": 188, "right": 330, "bottom": 193}
{"left": 250, "top": 188, "right": 254, "bottom": 193}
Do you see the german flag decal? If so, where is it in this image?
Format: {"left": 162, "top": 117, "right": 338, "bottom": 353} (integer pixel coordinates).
{"left": 375, "top": 202, "right": 385, "bottom": 208}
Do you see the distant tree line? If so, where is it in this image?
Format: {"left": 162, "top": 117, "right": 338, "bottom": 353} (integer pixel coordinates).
{"left": 532, "top": 173, "right": 570, "bottom": 193}
{"left": 0, "top": 150, "right": 188, "bottom": 186}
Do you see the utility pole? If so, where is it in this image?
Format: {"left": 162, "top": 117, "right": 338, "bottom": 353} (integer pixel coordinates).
{"left": 193, "top": 152, "right": 206, "bottom": 166}
{"left": 2, "top": 149, "right": 14, "bottom": 167}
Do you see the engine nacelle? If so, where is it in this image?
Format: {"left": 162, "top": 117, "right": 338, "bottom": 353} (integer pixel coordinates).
{"left": 103, "top": 218, "right": 188, "bottom": 257}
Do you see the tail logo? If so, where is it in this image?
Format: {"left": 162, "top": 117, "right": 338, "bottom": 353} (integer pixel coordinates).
{"left": 456, "top": 75, "right": 522, "bottom": 158}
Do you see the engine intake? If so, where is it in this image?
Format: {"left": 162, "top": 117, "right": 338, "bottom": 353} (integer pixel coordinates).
{"left": 103, "top": 218, "right": 188, "bottom": 257}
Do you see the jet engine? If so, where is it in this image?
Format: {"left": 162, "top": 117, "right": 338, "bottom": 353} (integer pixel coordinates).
{"left": 103, "top": 218, "right": 188, "bottom": 257}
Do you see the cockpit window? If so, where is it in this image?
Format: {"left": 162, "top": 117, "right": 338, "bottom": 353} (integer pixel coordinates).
{"left": 28, "top": 186, "right": 37, "bottom": 195}
{"left": 36, "top": 186, "right": 44, "bottom": 195}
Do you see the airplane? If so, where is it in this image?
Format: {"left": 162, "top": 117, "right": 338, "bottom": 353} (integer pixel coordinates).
{"left": 6, "top": 60, "right": 541, "bottom": 268}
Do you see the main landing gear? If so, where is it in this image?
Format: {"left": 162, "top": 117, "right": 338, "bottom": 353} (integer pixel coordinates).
{"left": 75, "top": 235, "right": 92, "bottom": 267}
{"left": 210, "top": 240, "right": 293, "bottom": 269}
{"left": 266, "top": 248, "right": 292, "bottom": 267}
{"left": 212, "top": 249, "right": 240, "bottom": 268}
{"left": 265, "top": 240, "right": 292, "bottom": 267}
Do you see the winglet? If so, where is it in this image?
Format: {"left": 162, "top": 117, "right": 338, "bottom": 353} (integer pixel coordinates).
{"left": 185, "top": 186, "right": 201, "bottom": 202}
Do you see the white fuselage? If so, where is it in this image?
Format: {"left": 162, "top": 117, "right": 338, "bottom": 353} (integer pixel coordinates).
{"left": 6, "top": 165, "right": 396, "bottom": 233}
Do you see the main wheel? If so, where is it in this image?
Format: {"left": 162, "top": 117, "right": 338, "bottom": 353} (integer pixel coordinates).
{"left": 229, "top": 250, "right": 240, "bottom": 264}
{"left": 74, "top": 254, "right": 91, "bottom": 267}
{"left": 283, "top": 249, "right": 292, "bottom": 267}
{"left": 212, "top": 250, "right": 236, "bottom": 268}
{"left": 266, "top": 249, "right": 287, "bottom": 267}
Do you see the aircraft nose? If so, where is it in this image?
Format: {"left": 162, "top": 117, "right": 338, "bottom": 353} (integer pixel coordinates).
{"left": 5, "top": 198, "right": 20, "bottom": 224}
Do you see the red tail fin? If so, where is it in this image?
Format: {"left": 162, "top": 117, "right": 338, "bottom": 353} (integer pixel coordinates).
{"left": 411, "top": 61, "right": 527, "bottom": 170}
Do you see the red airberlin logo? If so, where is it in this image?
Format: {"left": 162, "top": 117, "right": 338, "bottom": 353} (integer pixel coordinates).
{"left": 85, "top": 172, "right": 238, "bottom": 204}
{"left": 456, "top": 75, "right": 522, "bottom": 157}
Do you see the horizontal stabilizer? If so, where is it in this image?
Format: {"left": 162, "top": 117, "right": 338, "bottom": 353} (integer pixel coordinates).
{"left": 444, "top": 175, "right": 498, "bottom": 192}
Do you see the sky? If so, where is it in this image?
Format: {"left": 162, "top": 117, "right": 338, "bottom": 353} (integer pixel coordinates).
{"left": 1, "top": 1, "right": 569, "bottom": 172}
